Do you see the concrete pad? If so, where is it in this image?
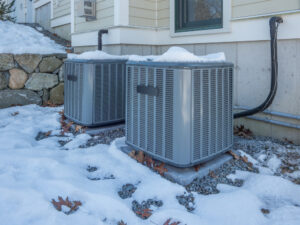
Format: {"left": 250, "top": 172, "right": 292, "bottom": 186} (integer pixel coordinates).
{"left": 119, "top": 145, "right": 233, "bottom": 186}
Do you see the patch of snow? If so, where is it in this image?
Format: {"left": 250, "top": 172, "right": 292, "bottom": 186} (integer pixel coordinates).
{"left": 64, "top": 133, "right": 91, "bottom": 149}
{"left": 68, "top": 51, "right": 128, "bottom": 60}
{"left": 0, "top": 105, "right": 299, "bottom": 225}
{"left": 68, "top": 47, "right": 226, "bottom": 63}
{"left": 153, "top": 47, "right": 226, "bottom": 63}
{"left": 267, "top": 155, "right": 282, "bottom": 172}
{"left": 0, "top": 21, "right": 65, "bottom": 54}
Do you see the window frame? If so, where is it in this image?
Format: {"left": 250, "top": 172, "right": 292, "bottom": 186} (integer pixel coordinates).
{"left": 170, "top": 0, "right": 231, "bottom": 37}
{"left": 175, "top": 0, "right": 223, "bottom": 32}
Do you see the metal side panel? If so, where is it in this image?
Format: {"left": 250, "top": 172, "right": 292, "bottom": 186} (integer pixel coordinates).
{"left": 172, "top": 69, "right": 192, "bottom": 166}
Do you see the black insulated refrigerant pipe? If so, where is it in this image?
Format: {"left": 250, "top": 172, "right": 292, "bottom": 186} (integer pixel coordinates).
{"left": 234, "top": 16, "right": 283, "bottom": 119}
{"left": 98, "top": 29, "right": 108, "bottom": 51}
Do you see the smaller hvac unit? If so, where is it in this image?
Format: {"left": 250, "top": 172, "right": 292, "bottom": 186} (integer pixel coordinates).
{"left": 126, "top": 61, "right": 234, "bottom": 167}
{"left": 77, "top": 0, "right": 96, "bottom": 19}
{"left": 64, "top": 59, "right": 127, "bottom": 127}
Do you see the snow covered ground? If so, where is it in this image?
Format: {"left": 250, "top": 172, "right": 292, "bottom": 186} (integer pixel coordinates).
{"left": 0, "top": 21, "right": 65, "bottom": 54}
{"left": 0, "top": 105, "right": 300, "bottom": 225}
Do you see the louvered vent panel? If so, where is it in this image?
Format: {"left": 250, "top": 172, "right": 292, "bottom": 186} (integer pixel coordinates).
{"left": 146, "top": 68, "right": 154, "bottom": 153}
{"left": 126, "top": 66, "right": 132, "bottom": 142}
{"left": 139, "top": 67, "right": 147, "bottom": 149}
{"left": 132, "top": 67, "right": 139, "bottom": 146}
{"left": 217, "top": 69, "right": 223, "bottom": 152}
{"left": 193, "top": 70, "right": 201, "bottom": 161}
{"left": 202, "top": 69, "right": 210, "bottom": 158}
{"left": 165, "top": 70, "right": 174, "bottom": 160}
{"left": 109, "top": 64, "right": 116, "bottom": 120}
{"left": 155, "top": 69, "right": 164, "bottom": 157}
{"left": 95, "top": 65, "right": 103, "bottom": 122}
{"left": 210, "top": 69, "right": 217, "bottom": 155}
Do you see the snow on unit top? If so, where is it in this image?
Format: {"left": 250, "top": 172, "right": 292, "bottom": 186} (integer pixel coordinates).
{"left": 152, "top": 47, "right": 226, "bottom": 63}
{"left": 68, "top": 47, "right": 226, "bottom": 63}
{"left": 0, "top": 21, "right": 65, "bottom": 54}
{"left": 67, "top": 50, "right": 128, "bottom": 60}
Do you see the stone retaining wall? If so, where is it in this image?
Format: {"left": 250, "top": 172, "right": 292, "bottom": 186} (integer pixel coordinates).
{"left": 0, "top": 53, "right": 66, "bottom": 108}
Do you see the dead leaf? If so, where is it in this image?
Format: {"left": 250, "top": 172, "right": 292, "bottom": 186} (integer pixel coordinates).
{"left": 11, "top": 111, "right": 19, "bottom": 116}
{"left": 228, "top": 150, "right": 240, "bottom": 160}
{"left": 63, "top": 121, "right": 74, "bottom": 133}
{"left": 75, "top": 125, "right": 83, "bottom": 133}
{"left": 129, "top": 150, "right": 136, "bottom": 159}
{"left": 163, "top": 218, "right": 181, "bottom": 225}
{"left": 135, "top": 208, "right": 152, "bottom": 219}
{"left": 118, "top": 221, "right": 127, "bottom": 225}
{"left": 209, "top": 170, "right": 217, "bottom": 178}
{"left": 194, "top": 164, "right": 201, "bottom": 172}
{"left": 136, "top": 151, "right": 145, "bottom": 163}
{"left": 144, "top": 155, "right": 155, "bottom": 168}
{"left": 234, "top": 125, "right": 253, "bottom": 139}
{"left": 154, "top": 163, "right": 168, "bottom": 176}
{"left": 45, "top": 131, "right": 52, "bottom": 137}
{"left": 241, "top": 155, "right": 248, "bottom": 163}
{"left": 261, "top": 208, "right": 270, "bottom": 214}
{"left": 51, "top": 196, "right": 82, "bottom": 215}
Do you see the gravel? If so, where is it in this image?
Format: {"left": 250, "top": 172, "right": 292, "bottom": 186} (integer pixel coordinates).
{"left": 132, "top": 199, "right": 163, "bottom": 219}
{"left": 118, "top": 184, "right": 137, "bottom": 199}
{"left": 176, "top": 193, "right": 195, "bottom": 212}
{"left": 80, "top": 128, "right": 125, "bottom": 147}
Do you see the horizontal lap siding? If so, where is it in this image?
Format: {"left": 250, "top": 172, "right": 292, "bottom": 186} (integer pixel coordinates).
{"left": 129, "top": 0, "right": 156, "bottom": 27}
{"left": 232, "top": 0, "right": 300, "bottom": 18}
{"left": 75, "top": 0, "right": 114, "bottom": 33}
{"left": 157, "top": 0, "right": 169, "bottom": 27}
{"left": 53, "top": 0, "right": 71, "bottom": 19}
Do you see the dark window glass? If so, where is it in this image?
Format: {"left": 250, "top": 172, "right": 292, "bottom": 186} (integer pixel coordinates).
{"left": 175, "top": 0, "right": 223, "bottom": 32}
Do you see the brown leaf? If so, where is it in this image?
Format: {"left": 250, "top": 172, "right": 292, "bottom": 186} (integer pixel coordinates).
{"left": 129, "top": 150, "right": 136, "bottom": 159}
{"left": 118, "top": 221, "right": 127, "bottom": 225}
{"left": 194, "top": 164, "right": 201, "bottom": 172}
{"left": 163, "top": 218, "right": 181, "bottom": 225}
{"left": 228, "top": 150, "right": 240, "bottom": 160}
{"left": 75, "top": 125, "right": 83, "bottom": 133}
{"left": 136, "top": 151, "right": 145, "bottom": 163}
{"left": 154, "top": 163, "right": 168, "bottom": 176}
{"left": 11, "top": 111, "right": 19, "bottom": 116}
{"left": 51, "top": 196, "right": 82, "bottom": 215}
{"left": 136, "top": 208, "right": 152, "bottom": 219}
{"left": 63, "top": 121, "right": 74, "bottom": 133}
{"left": 45, "top": 131, "right": 52, "bottom": 137}
{"left": 241, "top": 155, "right": 248, "bottom": 163}
{"left": 209, "top": 170, "right": 217, "bottom": 178}
{"left": 144, "top": 155, "right": 155, "bottom": 168}
{"left": 261, "top": 208, "right": 270, "bottom": 214}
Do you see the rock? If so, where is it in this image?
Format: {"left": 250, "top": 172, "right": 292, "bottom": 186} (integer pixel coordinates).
{"left": 14, "top": 54, "right": 42, "bottom": 73}
{"left": 39, "top": 56, "right": 62, "bottom": 73}
{"left": 25, "top": 73, "right": 58, "bottom": 91}
{"left": 58, "top": 66, "right": 64, "bottom": 82}
{"left": 0, "top": 89, "right": 42, "bottom": 108}
{"left": 9, "top": 68, "right": 28, "bottom": 89}
{"left": 0, "top": 72, "right": 7, "bottom": 90}
{"left": 49, "top": 83, "right": 64, "bottom": 105}
{"left": 0, "top": 54, "right": 14, "bottom": 71}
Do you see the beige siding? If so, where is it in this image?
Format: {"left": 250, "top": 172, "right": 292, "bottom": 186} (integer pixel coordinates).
{"left": 129, "top": 0, "right": 156, "bottom": 27}
{"left": 53, "top": 0, "right": 71, "bottom": 19}
{"left": 157, "top": 0, "right": 169, "bottom": 27}
{"left": 232, "top": 0, "right": 300, "bottom": 18}
{"left": 74, "top": 0, "right": 114, "bottom": 33}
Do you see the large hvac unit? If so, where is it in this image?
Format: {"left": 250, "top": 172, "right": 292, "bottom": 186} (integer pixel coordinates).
{"left": 64, "top": 59, "right": 127, "bottom": 126}
{"left": 126, "top": 61, "right": 234, "bottom": 167}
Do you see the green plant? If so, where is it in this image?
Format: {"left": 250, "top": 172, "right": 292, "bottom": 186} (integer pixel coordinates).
{"left": 0, "top": 0, "right": 16, "bottom": 22}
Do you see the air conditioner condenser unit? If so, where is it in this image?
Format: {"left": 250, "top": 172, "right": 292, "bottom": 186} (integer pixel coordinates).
{"left": 126, "top": 61, "right": 234, "bottom": 167}
{"left": 64, "top": 59, "right": 127, "bottom": 127}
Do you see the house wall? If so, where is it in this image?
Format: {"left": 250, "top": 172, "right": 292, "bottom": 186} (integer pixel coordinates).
{"left": 74, "top": 0, "right": 114, "bottom": 34}
{"left": 129, "top": 0, "right": 156, "bottom": 27}
{"left": 53, "top": 0, "right": 71, "bottom": 19}
{"left": 232, "top": 0, "right": 300, "bottom": 18}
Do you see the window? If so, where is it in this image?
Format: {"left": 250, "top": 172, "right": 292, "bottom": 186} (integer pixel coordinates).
{"left": 175, "top": 0, "right": 223, "bottom": 32}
